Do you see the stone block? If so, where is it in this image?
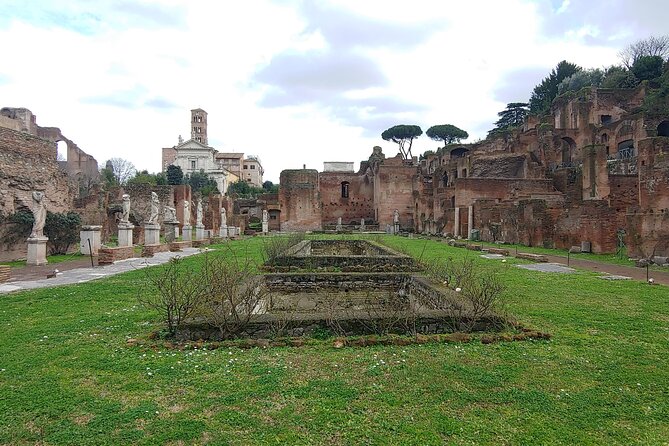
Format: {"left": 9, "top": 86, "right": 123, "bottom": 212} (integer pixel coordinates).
{"left": 195, "top": 224, "right": 206, "bottom": 241}
{"left": 80, "top": 225, "right": 102, "bottom": 255}
{"left": 182, "top": 224, "right": 192, "bottom": 241}
{"left": 144, "top": 223, "right": 161, "bottom": 245}
{"left": 0, "top": 265, "right": 10, "bottom": 283}
{"left": 118, "top": 224, "right": 134, "bottom": 247}
{"left": 27, "top": 236, "right": 48, "bottom": 266}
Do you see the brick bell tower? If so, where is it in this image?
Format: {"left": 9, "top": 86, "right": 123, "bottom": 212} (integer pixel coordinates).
{"left": 191, "top": 108, "right": 208, "bottom": 145}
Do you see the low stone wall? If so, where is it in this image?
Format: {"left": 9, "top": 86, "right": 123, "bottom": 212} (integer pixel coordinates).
{"left": 516, "top": 252, "right": 548, "bottom": 262}
{"left": 271, "top": 239, "right": 419, "bottom": 271}
{"left": 169, "top": 241, "right": 192, "bottom": 252}
{"left": 191, "top": 239, "right": 210, "bottom": 248}
{"left": 0, "top": 265, "right": 10, "bottom": 283}
{"left": 487, "top": 247, "right": 510, "bottom": 256}
{"left": 98, "top": 246, "right": 135, "bottom": 265}
{"left": 141, "top": 244, "right": 170, "bottom": 257}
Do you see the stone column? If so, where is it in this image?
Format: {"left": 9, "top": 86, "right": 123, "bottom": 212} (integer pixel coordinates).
{"left": 454, "top": 208, "right": 460, "bottom": 238}
{"left": 144, "top": 223, "right": 161, "bottom": 245}
{"left": 118, "top": 223, "right": 135, "bottom": 247}
{"left": 468, "top": 205, "right": 474, "bottom": 239}
{"left": 182, "top": 224, "right": 192, "bottom": 241}
{"left": 26, "top": 236, "right": 48, "bottom": 266}
{"left": 195, "top": 224, "right": 206, "bottom": 241}
{"left": 360, "top": 218, "right": 365, "bottom": 232}
{"left": 336, "top": 217, "right": 342, "bottom": 231}
{"left": 80, "top": 225, "right": 102, "bottom": 255}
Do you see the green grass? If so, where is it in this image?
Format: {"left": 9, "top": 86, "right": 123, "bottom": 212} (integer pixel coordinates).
{"left": 1, "top": 252, "right": 86, "bottom": 268}
{"left": 1, "top": 236, "right": 668, "bottom": 445}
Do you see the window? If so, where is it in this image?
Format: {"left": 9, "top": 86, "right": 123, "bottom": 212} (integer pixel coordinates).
{"left": 250, "top": 165, "right": 255, "bottom": 169}
{"left": 190, "top": 160, "right": 196, "bottom": 169}
{"left": 341, "top": 181, "right": 349, "bottom": 198}
{"left": 243, "top": 165, "right": 248, "bottom": 169}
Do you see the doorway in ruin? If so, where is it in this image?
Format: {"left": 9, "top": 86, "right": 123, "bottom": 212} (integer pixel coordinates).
{"left": 560, "top": 137, "right": 576, "bottom": 164}
{"left": 658, "top": 120, "right": 669, "bottom": 137}
{"left": 57, "top": 140, "right": 68, "bottom": 163}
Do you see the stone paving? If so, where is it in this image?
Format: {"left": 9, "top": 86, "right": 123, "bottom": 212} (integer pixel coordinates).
{"left": 517, "top": 263, "right": 577, "bottom": 274}
{"left": 0, "top": 248, "right": 203, "bottom": 295}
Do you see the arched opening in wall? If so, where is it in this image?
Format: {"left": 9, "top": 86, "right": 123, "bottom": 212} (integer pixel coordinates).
{"left": 441, "top": 173, "right": 449, "bottom": 187}
{"left": 657, "top": 120, "right": 669, "bottom": 137}
{"left": 341, "top": 181, "right": 349, "bottom": 198}
{"left": 461, "top": 169, "right": 467, "bottom": 178}
{"left": 560, "top": 137, "right": 575, "bottom": 164}
{"left": 57, "top": 140, "right": 67, "bottom": 162}
{"left": 450, "top": 196, "right": 455, "bottom": 208}
{"left": 617, "top": 139, "right": 635, "bottom": 159}
{"left": 450, "top": 147, "right": 469, "bottom": 159}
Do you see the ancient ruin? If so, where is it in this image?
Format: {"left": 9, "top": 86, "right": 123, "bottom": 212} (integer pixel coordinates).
{"left": 276, "top": 86, "right": 669, "bottom": 257}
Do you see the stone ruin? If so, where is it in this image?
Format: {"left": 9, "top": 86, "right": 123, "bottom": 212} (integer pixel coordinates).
{"left": 273, "top": 86, "right": 669, "bottom": 257}
{"left": 177, "top": 239, "right": 508, "bottom": 341}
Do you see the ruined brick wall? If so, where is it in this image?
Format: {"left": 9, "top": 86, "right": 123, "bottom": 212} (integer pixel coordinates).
{"left": 637, "top": 138, "right": 669, "bottom": 210}
{"left": 0, "top": 126, "right": 73, "bottom": 216}
{"left": 374, "top": 158, "right": 417, "bottom": 230}
{"left": 454, "top": 178, "right": 557, "bottom": 208}
{"left": 319, "top": 171, "right": 374, "bottom": 225}
{"left": 279, "top": 169, "right": 321, "bottom": 231}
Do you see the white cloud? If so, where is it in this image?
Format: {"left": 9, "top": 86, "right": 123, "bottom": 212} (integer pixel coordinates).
{"left": 0, "top": 0, "right": 667, "bottom": 181}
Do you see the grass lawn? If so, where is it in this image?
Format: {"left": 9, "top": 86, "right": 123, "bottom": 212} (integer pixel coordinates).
{"left": 1, "top": 253, "right": 86, "bottom": 269}
{"left": 0, "top": 235, "right": 667, "bottom": 445}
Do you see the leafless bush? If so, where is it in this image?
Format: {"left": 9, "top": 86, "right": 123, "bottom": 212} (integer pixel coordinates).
{"left": 199, "top": 251, "right": 269, "bottom": 337}
{"left": 138, "top": 256, "right": 207, "bottom": 335}
{"left": 356, "top": 287, "right": 411, "bottom": 336}
{"left": 423, "top": 257, "right": 507, "bottom": 332}
{"left": 267, "top": 297, "right": 301, "bottom": 338}
{"left": 321, "top": 288, "right": 347, "bottom": 336}
{"left": 262, "top": 232, "right": 306, "bottom": 263}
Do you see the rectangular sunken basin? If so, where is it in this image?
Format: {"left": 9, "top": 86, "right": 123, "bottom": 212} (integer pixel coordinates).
{"left": 270, "top": 239, "right": 419, "bottom": 271}
{"left": 264, "top": 272, "right": 449, "bottom": 316}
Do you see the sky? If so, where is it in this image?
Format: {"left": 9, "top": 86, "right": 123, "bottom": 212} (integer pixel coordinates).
{"left": 1, "top": 0, "right": 668, "bottom": 182}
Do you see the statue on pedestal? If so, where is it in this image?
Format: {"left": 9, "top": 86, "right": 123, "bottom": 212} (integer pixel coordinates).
{"left": 148, "top": 192, "right": 160, "bottom": 224}
{"left": 121, "top": 194, "right": 131, "bottom": 224}
{"left": 30, "top": 191, "right": 46, "bottom": 238}
{"left": 196, "top": 200, "right": 203, "bottom": 226}
{"left": 183, "top": 200, "right": 190, "bottom": 226}
{"left": 221, "top": 207, "right": 227, "bottom": 228}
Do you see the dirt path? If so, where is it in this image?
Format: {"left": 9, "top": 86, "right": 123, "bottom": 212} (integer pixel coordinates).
{"left": 5, "top": 257, "right": 98, "bottom": 283}
{"left": 541, "top": 254, "right": 669, "bottom": 286}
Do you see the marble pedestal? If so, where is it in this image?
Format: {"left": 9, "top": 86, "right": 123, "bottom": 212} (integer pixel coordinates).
{"left": 27, "top": 236, "right": 48, "bottom": 266}
{"left": 262, "top": 222, "right": 268, "bottom": 234}
{"left": 144, "top": 223, "right": 161, "bottom": 245}
{"left": 80, "top": 225, "right": 102, "bottom": 255}
{"left": 164, "top": 222, "right": 179, "bottom": 243}
{"left": 393, "top": 223, "right": 400, "bottom": 234}
{"left": 182, "top": 225, "right": 192, "bottom": 241}
{"left": 219, "top": 226, "right": 228, "bottom": 238}
{"left": 118, "top": 223, "right": 135, "bottom": 247}
{"left": 195, "top": 224, "right": 206, "bottom": 241}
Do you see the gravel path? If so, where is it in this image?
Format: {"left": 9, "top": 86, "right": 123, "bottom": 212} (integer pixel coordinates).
{"left": 0, "top": 248, "right": 203, "bottom": 294}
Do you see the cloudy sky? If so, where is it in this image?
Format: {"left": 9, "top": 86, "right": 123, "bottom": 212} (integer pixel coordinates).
{"left": 1, "top": 0, "right": 667, "bottom": 181}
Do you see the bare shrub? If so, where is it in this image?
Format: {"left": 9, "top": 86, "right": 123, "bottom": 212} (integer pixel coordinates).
{"left": 262, "top": 232, "right": 305, "bottom": 263}
{"left": 199, "top": 251, "right": 269, "bottom": 337}
{"left": 356, "top": 287, "right": 411, "bottom": 336}
{"left": 422, "top": 257, "right": 507, "bottom": 332}
{"left": 139, "top": 256, "right": 207, "bottom": 335}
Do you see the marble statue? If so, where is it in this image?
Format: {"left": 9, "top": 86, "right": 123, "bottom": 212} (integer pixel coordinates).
{"left": 220, "top": 207, "right": 227, "bottom": 227}
{"left": 183, "top": 200, "right": 190, "bottom": 226}
{"left": 164, "top": 205, "right": 177, "bottom": 222}
{"left": 196, "top": 200, "right": 203, "bottom": 226}
{"left": 148, "top": 192, "right": 160, "bottom": 224}
{"left": 121, "top": 194, "right": 131, "bottom": 223}
{"left": 30, "top": 191, "right": 46, "bottom": 238}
